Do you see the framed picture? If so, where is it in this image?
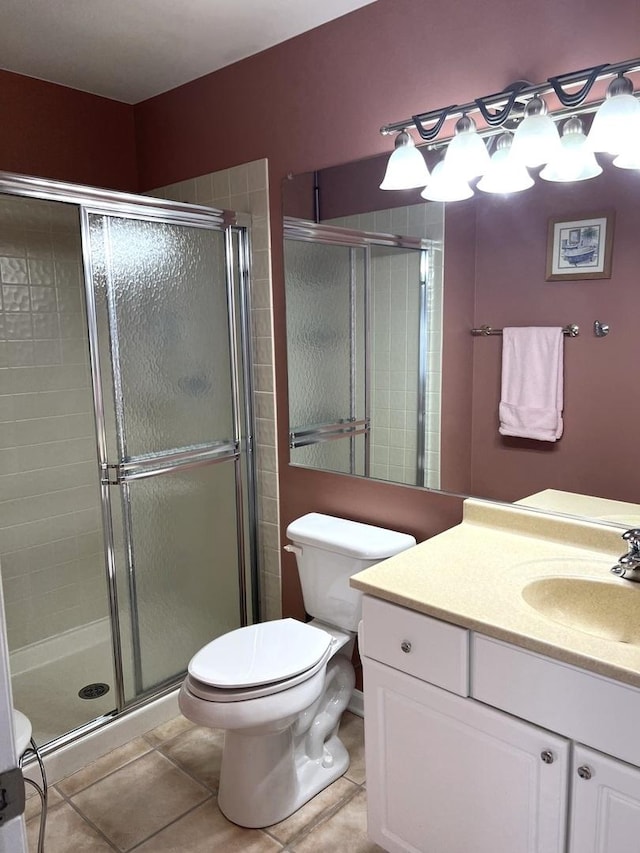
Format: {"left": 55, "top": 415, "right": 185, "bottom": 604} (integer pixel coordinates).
{"left": 546, "top": 212, "right": 614, "bottom": 280}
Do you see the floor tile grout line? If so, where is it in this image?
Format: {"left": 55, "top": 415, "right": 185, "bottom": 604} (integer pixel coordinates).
{"left": 264, "top": 778, "right": 366, "bottom": 849}
{"left": 124, "top": 794, "right": 288, "bottom": 853}
{"left": 153, "top": 740, "right": 220, "bottom": 794}
{"left": 54, "top": 742, "right": 155, "bottom": 799}
{"left": 141, "top": 721, "right": 197, "bottom": 751}
{"left": 124, "top": 793, "right": 217, "bottom": 852}
{"left": 58, "top": 795, "right": 123, "bottom": 852}
{"left": 50, "top": 746, "right": 211, "bottom": 852}
{"left": 30, "top": 780, "right": 108, "bottom": 845}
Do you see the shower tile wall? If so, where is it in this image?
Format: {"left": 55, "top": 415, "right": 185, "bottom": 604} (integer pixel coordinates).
{"left": 147, "top": 160, "right": 281, "bottom": 621}
{"left": 328, "top": 204, "right": 444, "bottom": 488}
{"left": 0, "top": 197, "right": 107, "bottom": 652}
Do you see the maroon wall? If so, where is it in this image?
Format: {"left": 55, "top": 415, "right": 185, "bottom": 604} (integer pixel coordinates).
{"left": 441, "top": 202, "right": 476, "bottom": 496}
{"left": 0, "top": 70, "right": 138, "bottom": 191}
{"left": 469, "top": 167, "right": 640, "bottom": 504}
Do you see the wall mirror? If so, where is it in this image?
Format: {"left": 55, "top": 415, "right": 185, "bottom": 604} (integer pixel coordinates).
{"left": 282, "top": 150, "right": 640, "bottom": 526}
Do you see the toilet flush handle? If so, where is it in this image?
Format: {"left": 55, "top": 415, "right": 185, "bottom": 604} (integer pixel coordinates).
{"left": 284, "top": 544, "right": 303, "bottom": 558}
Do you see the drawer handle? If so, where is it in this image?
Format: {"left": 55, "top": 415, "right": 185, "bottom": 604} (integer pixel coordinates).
{"left": 577, "top": 765, "right": 593, "bottom": 780}
{"left": 540, "top": 750, "right": 554, "bottom": 765}
{"left": 401, "top": 641, "right": 412, "bottom": 654}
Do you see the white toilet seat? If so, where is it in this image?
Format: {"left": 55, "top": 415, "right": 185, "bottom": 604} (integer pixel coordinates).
{"left": 186, "top": 642, "right": 333, "bottom": 702}
{"left": 187, "top": 618, "right": 335, "bottom": 702}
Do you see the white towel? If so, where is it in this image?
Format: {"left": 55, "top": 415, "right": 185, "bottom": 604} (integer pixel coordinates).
{"left": 499, "top": 327, "right": 564, "bottom": 442}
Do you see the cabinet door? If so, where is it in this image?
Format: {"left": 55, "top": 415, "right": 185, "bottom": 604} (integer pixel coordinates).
{"left": 364, "top": 658, "right": 569, "bottom": 853}
{"left": 570, "top": 745, "right": 640, "bottom": 853}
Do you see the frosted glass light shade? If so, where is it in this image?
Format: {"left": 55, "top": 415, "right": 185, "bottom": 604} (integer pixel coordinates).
{"left": 540, "top": 117, "right": 602, "bottom": 182}
{"left": 511, "top": 97, "right": 561, "bottom": 167}
{"left": 613, "top": 146, "right": 640, "bottom": 169}
{"left": 588, "top": 76, "right": 640, "bottom": 154}
{"left": 443, "top": 116, "right": 490, "bottom": 180}
{"left": 420, "top": 161, "right": 473, "bottom": 202}
{"left": 380, "top": 131, "right": 431, "bottom": 190}
{"left": 477, "top": 134, "right": 534, "bottom": 194}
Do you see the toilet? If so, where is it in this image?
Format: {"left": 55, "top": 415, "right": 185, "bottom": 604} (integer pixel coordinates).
{"left": 179, "top": 512, "right": 416, "bottom": 828}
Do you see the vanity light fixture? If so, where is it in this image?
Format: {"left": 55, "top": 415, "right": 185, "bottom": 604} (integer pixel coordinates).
{"left": 612, "top": 145, "right": 640, "bottom": 169}
{"left": 540, "top": 117, "right": 602, "bottom": 182}
{"left": 587, "top": 73, "right": 640, "bottom": 154}
{"left": 420, "top": 160, "right": 473, "bottom": 202}
{"left": 510, "top": 95, "right": 561, "bottom": 167}
{"left": 476, "top": 133, "right": 534, "bottom": 194}
{"left": 379, "top": 130, "right": 431, "bottom": 190}
{"left": 442, "top": 116, "right": 490, "bottom": 180}
{"left": 378, "top": 57, "right": 640, "bottom": 200}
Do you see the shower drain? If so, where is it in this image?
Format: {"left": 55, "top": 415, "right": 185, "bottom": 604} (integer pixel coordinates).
{"left": 78, "top": 683, "right": 110, "bottom": 700}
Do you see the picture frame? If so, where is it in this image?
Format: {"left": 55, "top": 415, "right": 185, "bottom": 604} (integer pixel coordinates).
{"left": 545, "top": 212, "right": 614, "bottom": 280}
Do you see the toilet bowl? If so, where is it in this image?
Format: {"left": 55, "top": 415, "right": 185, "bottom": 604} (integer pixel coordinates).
{"left": 179, "top": 512, "right": 416, "bottom": 828}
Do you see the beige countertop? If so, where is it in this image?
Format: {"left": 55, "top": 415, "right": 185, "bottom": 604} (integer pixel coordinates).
{"left": 516, "top": 488, "right": 640, "bottom": 527}
{"left": 350, "top": 498, "right": 640, "bottom": 688}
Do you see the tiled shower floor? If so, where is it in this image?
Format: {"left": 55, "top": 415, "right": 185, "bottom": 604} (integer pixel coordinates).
{"left": 25, "top": 711, "right": 384, "bottom": 852}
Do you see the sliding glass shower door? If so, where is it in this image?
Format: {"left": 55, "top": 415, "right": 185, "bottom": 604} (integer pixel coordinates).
{"left": 84, "top": 210, "right": 253, "bottom": 705}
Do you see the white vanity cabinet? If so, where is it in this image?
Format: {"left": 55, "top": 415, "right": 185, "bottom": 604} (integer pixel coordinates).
{"left": 360, "top": 595, "right": 640, "bottom": 853}
{"left": 569, "top": 745, "right": 640, "bottom": 853}
{"left": 364, "top": 658, "right": 569, "bottom": 853}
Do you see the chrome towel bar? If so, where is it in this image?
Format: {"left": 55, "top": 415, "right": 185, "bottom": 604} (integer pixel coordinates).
{"left": 471, "top": 323, "right": 579, "bottom": 337}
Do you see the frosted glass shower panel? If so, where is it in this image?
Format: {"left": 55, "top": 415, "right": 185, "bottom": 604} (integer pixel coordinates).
{"left": 90, "top": 216, "right": 233, "bottom": 457}
{"left": 124, "top": 461, "right": 241, "bottom": 694}
{"left": 285, "top": 240, "right": 365, "bottom": 428}
{"left": 290, "top": 434, "right": 366, "bottom": 475}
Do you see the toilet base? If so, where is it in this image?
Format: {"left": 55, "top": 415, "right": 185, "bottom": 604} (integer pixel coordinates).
{"left": 218, "top": 655, "right": 355, "bottom": 828}
{"left": 219, "top": 727, "right": 349, "bottom": 828}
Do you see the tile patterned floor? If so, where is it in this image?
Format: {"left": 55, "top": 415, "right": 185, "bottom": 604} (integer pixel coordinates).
{"left": 25, "top": 712, "right": 385, "bottom": 852}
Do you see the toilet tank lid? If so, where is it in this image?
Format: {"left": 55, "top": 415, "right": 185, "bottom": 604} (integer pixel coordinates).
{"left": 286, "top": 513, "right": 416, "bottom": 559}
{"left": 188, "top": 618, "right": 333, "bottom": 688}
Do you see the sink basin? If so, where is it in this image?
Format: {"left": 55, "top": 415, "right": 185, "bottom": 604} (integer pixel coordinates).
{"left": 522, "top": 577, "right": 640, "bottom": 644}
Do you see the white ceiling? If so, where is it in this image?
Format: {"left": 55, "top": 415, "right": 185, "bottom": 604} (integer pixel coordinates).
{"left": 0, "top": 0, "right": 378, "bottom": 104}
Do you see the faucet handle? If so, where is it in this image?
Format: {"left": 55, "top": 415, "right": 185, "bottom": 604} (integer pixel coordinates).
{"left": 622, "top": 529, "right": 640, "bottom": 552}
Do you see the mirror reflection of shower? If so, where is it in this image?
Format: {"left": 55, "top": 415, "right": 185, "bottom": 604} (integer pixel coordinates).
{"left": 284, "top": 207, "right": 444, "bottom": 488}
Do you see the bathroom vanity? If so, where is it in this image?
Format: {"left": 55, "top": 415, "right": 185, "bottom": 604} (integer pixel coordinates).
{"left": 351, "top": 500, "right": 640, "bottom": 853}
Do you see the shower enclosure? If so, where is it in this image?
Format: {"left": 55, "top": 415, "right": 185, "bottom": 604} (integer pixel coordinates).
{"left": 0, "top": 173, "right": 257, "bottom": 748}
{"left": 284, "top": 218, "right": 440, "bottom": 488}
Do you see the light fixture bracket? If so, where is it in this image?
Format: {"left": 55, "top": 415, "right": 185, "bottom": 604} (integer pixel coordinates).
{"left": 411, "top": 105, "right": 457, "bottom": 141}
{"left": 548, "top": 63, "right": 609, "bottom": 107}
{"left": 475, "top": 82, "right": 529, "bottom": 127}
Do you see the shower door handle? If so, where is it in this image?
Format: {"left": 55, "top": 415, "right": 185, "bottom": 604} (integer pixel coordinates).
{"left": 100, "top": 440, "right": 239, "bottom": 485}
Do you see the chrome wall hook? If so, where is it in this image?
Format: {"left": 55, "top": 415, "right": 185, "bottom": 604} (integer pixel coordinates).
{"left": 593, "top": 320, "right": 610, "bottom": 337}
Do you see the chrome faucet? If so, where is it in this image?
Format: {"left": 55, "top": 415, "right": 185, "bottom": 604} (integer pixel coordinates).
{"left": 611, "top": 529, "right": 640, "bottom": 582}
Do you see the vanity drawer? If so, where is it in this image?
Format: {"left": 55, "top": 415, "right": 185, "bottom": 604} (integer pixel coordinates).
{"left": 360, "top": 595, "right": 469, "bottom": 696}
{"left": 472, "top": 634, "right": 640, "bottom": 766}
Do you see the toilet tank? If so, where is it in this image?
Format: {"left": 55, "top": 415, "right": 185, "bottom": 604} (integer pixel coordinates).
{"left": 286, "top": 513, "right": 416, "bottom": 632}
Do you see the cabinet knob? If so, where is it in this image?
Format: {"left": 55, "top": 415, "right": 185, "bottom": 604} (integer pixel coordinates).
{"left": 540, "top": 750, "right": 554, "bottom": 765}
{"left": 577, "top": 765, "right": 593, "bottom": 780}
{"left": 400, "top": 641, "right": 412, "bottom": 654}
